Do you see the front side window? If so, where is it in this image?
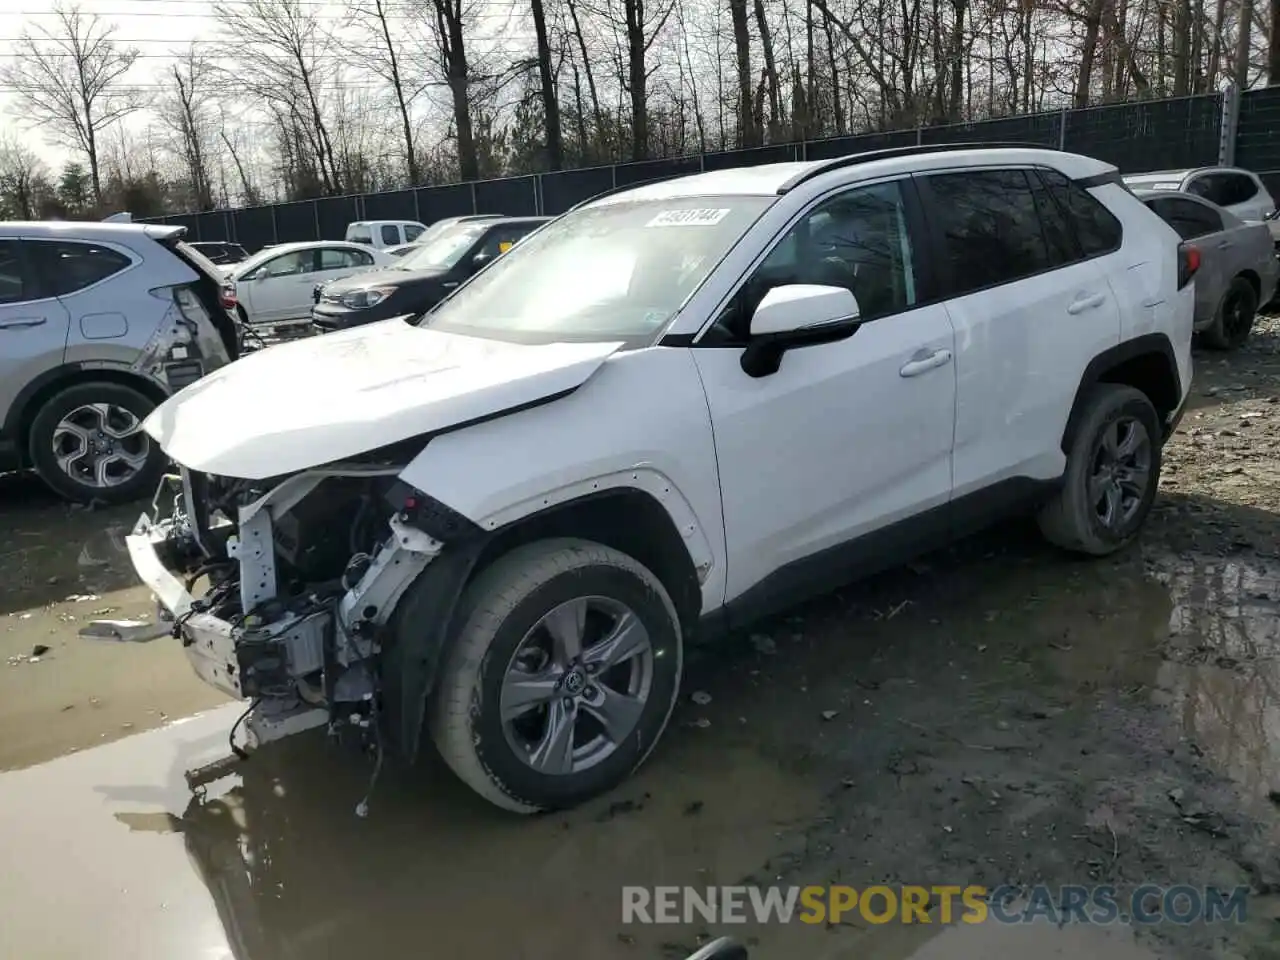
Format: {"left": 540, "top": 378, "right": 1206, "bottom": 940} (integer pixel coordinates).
{"left": 927, "top": 169, "right": 1052, "bottom": 296}
{"left": 380, "top": 224, "right": 400, "bottom": 246}
{"left": 421, "top": 196, "right": 774, "bottom": 344}
{"left": 1038, "top": 169, "right": 1123, "bottom": 256}
{"left": 0, "top": 240, "right": 31, "bottom": 304}
{"left": 710, "top": 181, "right": 917, "bottom": 343}
{"left": 27, "top": 240, "right": 132, "bottom": 296}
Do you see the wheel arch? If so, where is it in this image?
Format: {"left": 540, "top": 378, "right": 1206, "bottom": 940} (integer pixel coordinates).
{"left": 1235, "top": 268, "right": 1262, "bottom": 302}
{"left": 382, "top": 485, "right": 704, "bottom": 763}
{"left": 1061, "top": 334, "right": 1181, "bottom": 453}
{"left": 4, "top": 363, "right": 168, "bottom": 466}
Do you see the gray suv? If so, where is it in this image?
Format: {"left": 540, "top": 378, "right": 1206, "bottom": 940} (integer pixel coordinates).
{"left": 0, "top": 222, "right": 238, "bottom": 503}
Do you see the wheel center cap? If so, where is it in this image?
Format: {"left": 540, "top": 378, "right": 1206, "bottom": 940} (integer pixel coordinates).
{"left": 563, "top": 669, "right": 586, "bottom": 696}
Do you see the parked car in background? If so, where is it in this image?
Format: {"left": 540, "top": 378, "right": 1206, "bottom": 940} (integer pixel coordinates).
{"left": 1132, "top": 187, "right": 1278, "bottom": 349}
{"left": 0, "top": 222, "right": 236, "bottom": 502}
{"left": 1123, "top": 166, "right": 1280, "bottom": 243}
{"left": 226, "top": 240, "right": 393, "bottom": 328}
{"left": 190, "top": 241, "right": 250, "bottom": 265}
{"left": 345, "top": 220, "right": 428, "bottom": 249}
{"left": 311, "top": 215, "right": 549, "bottom": 331}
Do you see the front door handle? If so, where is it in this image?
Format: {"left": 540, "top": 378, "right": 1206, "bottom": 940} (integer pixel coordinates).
{"left": 0, "top": 317, "right": 47, "bottom": 329}
{"left": 899, "top": 348, "right": 953, "bottom": 378}
{"left": 442, "top": 281, "right": 459, "bottom": 289}
{"left": 1067, "top": 292, "right": 1107, "bottom": 315}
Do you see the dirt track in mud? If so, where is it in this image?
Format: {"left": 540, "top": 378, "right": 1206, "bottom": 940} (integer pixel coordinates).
{"left": 1, "top": 320, "right": 1279, "bottom": 960}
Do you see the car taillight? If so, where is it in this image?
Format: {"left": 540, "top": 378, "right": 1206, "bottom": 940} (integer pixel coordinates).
{"left": 1177, "top": 243, "right": 1200, "bottom": 290}
{"left": 219, "top": 283, "right": 237, "bottom": 309}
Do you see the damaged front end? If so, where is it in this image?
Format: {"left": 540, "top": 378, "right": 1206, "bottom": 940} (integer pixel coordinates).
{"left": 126, "top": 462, "right": 466, "bottom": 790}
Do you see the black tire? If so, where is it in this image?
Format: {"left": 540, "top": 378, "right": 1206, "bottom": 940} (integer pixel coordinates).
{"left": 1037, "top": 384, "right": 1162, "bottom": 556}
{"left": 27, "top": 381, "right": 166, "bottom": 505}
{"left": 428, "top": 538, "right": 684, "bottom": 814}
{"left": 1200, "top": 276, "right": 1257, "bottom": 351}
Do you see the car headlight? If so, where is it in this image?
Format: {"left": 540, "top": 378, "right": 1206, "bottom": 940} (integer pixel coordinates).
{"left": 339, "top": 287, "right": 396, "bottom": 309}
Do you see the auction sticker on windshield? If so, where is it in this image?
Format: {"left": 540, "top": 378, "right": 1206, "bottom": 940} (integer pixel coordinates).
{"left": 647, "top": 208, "right": 730, "bottom": 227}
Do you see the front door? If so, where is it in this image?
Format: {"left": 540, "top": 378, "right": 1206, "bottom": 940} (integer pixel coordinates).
{"left": 0, "top": 238, "right": 71, "bottom": 425}
{"left": 242, "top": 249, "right": 320, "bottom": 322}
{"left": 690, "top": 179, "right": 957, "bottom": 612}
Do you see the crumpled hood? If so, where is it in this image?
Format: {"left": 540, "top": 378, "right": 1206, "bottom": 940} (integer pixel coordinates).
{"left": 143, "top": 319, "right": 623, "bottom": 479}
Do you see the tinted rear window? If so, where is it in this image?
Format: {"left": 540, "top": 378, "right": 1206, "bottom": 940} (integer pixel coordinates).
{"left": 1036, "top": 169, "right": 1122, "bottom": 256}
{"left": 27, "top": 240, "right": 132, "bottom": 296}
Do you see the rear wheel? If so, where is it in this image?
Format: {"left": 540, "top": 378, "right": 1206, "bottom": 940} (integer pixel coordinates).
{"left": 27, "top": 381, "right": 166, "bottom": 505}
{"left": 1037, "top": 384, "right": 1161, "bottom": 556}
{"left": 427, "top": 538, "right": 684, "bottom": 813}
{"left": 1200, "top": 276, "right": 1257, "bottom": 351}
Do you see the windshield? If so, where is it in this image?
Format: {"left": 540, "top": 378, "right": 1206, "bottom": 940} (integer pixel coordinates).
{"left": 420, "top": 196, "right": 773, "bottom": 343}
{"left": 395, "top": 223, "right": 489, "bottom": 271}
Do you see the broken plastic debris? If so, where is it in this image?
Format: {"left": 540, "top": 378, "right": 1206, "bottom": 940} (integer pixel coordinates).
{"left": 690, "top": 690, "right": 712, "bottom": 705}
{"left": 79, "top": 619, "right": 167, "bottom": 643}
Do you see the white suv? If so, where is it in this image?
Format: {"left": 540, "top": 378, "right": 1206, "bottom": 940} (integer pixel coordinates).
{"left": 126, "top": 145, "right": 1194, "bottom": 813}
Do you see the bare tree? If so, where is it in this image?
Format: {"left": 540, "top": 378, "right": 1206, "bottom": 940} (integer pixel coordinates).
{"left": 0, "top": 134, "right": 48, "bottom": 219}
{"left": 215, "top": 0, "right": 344, "bottom": 195}
{"left": 421, "top": 0, "right": 480, "bottom": 180}
{"left": 351, "top": 0, "right": 425, "bottom": 184}
{"left": 0, "top": 2, "right": 140, "bottom": 205}
{"left": 155, "top": 46, "right": 217, "bottom": 210}
{"left": 530, "top": 0, "right": 566, "bottom": 169}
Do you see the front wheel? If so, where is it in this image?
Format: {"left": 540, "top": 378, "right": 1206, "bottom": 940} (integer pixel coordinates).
{"left": 27, "top": 381, "right": 166, "bottom": 504}
{"left": 427, "top": 538, "right": 684, "bottom": 814}
{"left": 1037, "top": 384, "right": 1162, "bottom": 556}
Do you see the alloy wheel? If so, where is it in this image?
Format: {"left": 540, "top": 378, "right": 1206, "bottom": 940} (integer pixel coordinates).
{"left": 1088, "top": 415, "right": 1152, "bottom": 531}
{"left": 500, "top": 596, "right": 654, "bottom": 776}
{"left": 51, "top": 403, "right": 152, "bottom": 489}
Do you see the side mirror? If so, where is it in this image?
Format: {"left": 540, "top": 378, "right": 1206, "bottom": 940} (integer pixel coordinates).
{"left": 471, "top": 251, "right": 493, "bottom": 272}
{"left": 741, "top": 283, "right": 862, "bottom": 378}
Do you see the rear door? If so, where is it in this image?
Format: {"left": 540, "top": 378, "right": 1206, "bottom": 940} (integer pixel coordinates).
{"left": 919, "top": 167, "right": 1122, "bottom": 503}
{"left": 0, "top": 238, "right": 71, "bottom": 431}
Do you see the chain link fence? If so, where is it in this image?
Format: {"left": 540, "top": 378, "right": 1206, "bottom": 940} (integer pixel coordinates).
{"left": 143, "top": 92, "right": 1232, "bottom": 252}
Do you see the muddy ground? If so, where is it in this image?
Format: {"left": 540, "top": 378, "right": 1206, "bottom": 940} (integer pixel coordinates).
{"left": 1, "top": 320, "right": 1279, "bottom": 960}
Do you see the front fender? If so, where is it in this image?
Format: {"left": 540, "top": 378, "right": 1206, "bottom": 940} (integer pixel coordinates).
{"left": 397, "top": 346, "right": 727, "bottom": 614}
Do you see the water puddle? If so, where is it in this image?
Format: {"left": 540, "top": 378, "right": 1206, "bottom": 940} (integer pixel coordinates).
{"left": 1148, "top": 552, "right": 1280, "bottom": 820}
{"left": 0, "top": 702, "right": 823, "bottom": 960}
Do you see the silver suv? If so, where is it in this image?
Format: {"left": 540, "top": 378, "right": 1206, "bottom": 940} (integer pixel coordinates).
{"left": 0, "top": 222, "right": 237, "bottom": 503}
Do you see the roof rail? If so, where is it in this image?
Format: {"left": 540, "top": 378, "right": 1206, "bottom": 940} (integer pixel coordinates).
{"left": 569, "top": 173, "right": 689, "bottom": 211}
{"left": 777, "top": 140, "right": 1065, "bottom": 193}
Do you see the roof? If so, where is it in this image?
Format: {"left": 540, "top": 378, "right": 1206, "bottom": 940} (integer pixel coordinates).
{"left": 589, "top": 146, "right": 1116, "bottom": 206}
{"left": 0, "top": 220, "right": 186, "bottom": 242}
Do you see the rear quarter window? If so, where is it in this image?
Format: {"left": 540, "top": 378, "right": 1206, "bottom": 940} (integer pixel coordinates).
{"left": 1037, "top": 169, "right": 1122, "bottom": 256}
{"left": 27, "top": 240, "right": 133, "bottom": 295}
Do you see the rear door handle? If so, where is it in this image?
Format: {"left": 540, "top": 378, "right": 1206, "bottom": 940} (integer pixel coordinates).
{"left": 1067, "top": 292, "right": 1107, "bottom": 315}
{"left": 899, "top": 348, "right": 953, "bottom": 378}
{"left": 0, "top": 317, "right": 47, "bottom": 329}
{"left": 442, "top": 281, "right": 460, "bottom": 289}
